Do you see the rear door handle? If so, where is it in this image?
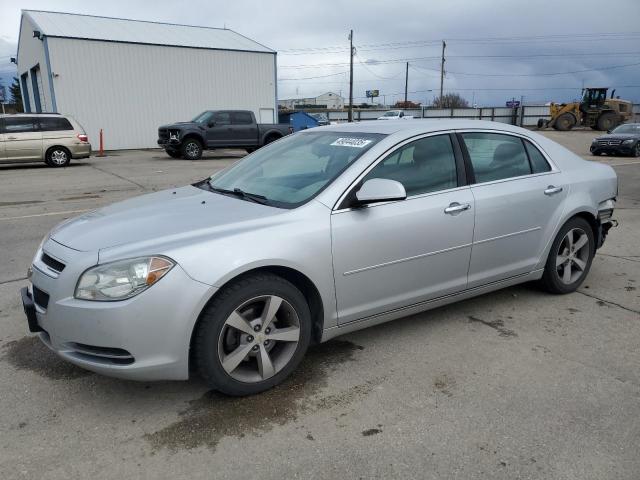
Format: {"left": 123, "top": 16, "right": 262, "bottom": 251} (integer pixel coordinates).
{"left": 444, "top": 202, "right": 471, "bottom": 215}
{"left": 544, "top": 185, "right": 563, "bottom": 196}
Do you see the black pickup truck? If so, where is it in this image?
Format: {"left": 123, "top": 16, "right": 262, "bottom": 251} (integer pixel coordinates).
{"left": 158, "top": 110, "right": 292, "bottom": 159}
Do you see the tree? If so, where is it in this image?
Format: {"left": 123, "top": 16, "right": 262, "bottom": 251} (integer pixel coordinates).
{"left": 432, "top": 93, "right": 469, "bottom": 109}
{"left": 393, "top": 100, "right": 421, "bottom": 109}
{"left": 9, "top": 77, "right": 23, "bottom": 112}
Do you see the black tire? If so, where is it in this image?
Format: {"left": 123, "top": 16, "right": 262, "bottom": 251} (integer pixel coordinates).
{"left": 597, "top": 112, "right": 617, "bottom": 131}
{"left": 166, "top": 149, "right": 182, "bottom": 159}
{"left": 45, "top": 146, "right": 71, "bottom": 167}
{"left": 536, "top": 118, "right": 546, "bottom": 129}
{"left": 553, "top": 113, "right": 576, "bottom": 131}
{"left": 540, "top": 217, "right": 595, "bottom": 294}
{"left": 264, "top": 134, "right": 281, "bottom": 145}
{"left": 181, "top": 138, "right": 203, "bottom": 160}
{"left": 591, "top": 150, "right": 602, "bottom": 156}
{"left": 632, "top": 142, "right": 640, "bottom": 158}
{"left": 194, "top": 273, "right": 312, "bottom": 396}
{"left": 245, "top": 148, "right": 256, "bottom": 154}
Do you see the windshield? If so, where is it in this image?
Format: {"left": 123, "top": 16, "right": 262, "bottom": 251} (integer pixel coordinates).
{"left": 612, "top": 124, "right": 640, "bottom": 134}
{"left": 192, "top": 111, "right": 213, "bottom": 123}
{"left": 207, "top": 131, "right": 385, "bottom": 208}
{"left": 382, "top": 111, "right": 400, "bottom": 117}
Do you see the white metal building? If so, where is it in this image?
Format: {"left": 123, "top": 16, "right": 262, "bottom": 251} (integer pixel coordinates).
{"left": 279, "top": 92, "right": 344, "bottom": 110}
{"left": 16, "top": 10, "right": 277, "bottom": 149}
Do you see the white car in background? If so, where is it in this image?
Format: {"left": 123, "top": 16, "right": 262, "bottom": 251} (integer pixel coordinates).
{"left": 378, "top": 110, "right": 414, "bottom": 120}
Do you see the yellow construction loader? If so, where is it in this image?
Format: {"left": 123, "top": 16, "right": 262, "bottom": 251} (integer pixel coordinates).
{"left": 537, "top": 87, "right": 632, "bottom": 131}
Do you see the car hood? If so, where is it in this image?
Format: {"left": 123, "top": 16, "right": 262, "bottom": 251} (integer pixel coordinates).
{"left": 594, "top": 133, "right": 639, "bottom": 141}
{"left": 50, "top": 185, "right": 284, "bottom": 253}
{"left": 158, "top": 121, "right": 201, "bottom": 129}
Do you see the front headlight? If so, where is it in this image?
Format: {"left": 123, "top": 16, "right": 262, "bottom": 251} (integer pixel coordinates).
{"left": 622, "top": 139, "right": 634, "bottom": 144}
{"left": 75, "top": 256, "right": 174, "bottom": 301}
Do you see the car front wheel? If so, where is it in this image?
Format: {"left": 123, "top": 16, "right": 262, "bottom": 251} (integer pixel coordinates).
{"left": 540, "top": 217, "right": 595, "bottom": 294}
{"left": 194, "top": 273, "right": 311, "bottom": 396}
{"left": 181, "top": 139, "right": 203, "bottom": 160}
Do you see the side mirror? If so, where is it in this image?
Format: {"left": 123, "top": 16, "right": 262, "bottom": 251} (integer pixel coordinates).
{"left": 208, "top": 120, "right": 216, "bottom": 128}
{"left": 355, "top": 178, "right": 406, "bottom": 206}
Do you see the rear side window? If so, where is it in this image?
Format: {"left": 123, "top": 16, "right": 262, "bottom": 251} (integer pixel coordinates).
{"left": 4, "top": 117, "right": 37, "bottom": 133}
{"left": 39, "top": 117, "right": 74, "bottom": 131}
{"left": 363, "top": 134, "right": 458, "bottom": 196}
{"left": 231, "top": 112, "right": 253, "bottom": 125}
{"left": 461, "top": 132, "right": 531, "bottom": 183}
{"left": 524, "top": 140, "right": 551, "bottom": 173}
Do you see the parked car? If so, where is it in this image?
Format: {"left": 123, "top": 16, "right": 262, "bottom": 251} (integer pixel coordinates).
{"left": 157, "top": 110, "right": 292, "bottom": 159}
{"left": 377, "top": 110, "right": 413, "bottom": 120}
{"left": 590, "top": 123, "right": 640, "bottom": 157}
{"left": 23, "top": 120, "right": 617, "bottom": 396}
{"left": 0, "top": 113, "right": 90, "bottom": 167}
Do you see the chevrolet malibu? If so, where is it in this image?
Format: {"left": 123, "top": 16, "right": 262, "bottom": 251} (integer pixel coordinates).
{"left": 21, "top": 120, "right": 617, "bottom": 396}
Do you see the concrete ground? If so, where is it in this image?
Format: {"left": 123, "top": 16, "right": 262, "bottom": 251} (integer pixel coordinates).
{"left": 0, "top": 134, "right": 638, "bottom": 479}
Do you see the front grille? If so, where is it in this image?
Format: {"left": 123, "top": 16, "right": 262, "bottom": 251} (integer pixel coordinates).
{"left": 33, "top": 286, "right": 50, "bottom": 309}
{"left": 41, "top": 252, "right": 65, "bottom": 272}
{"left": 597, "top": 140, "right": 622, "bottom": 146}
{"left": 67, "top": 342, "right": 135, "bottom": 365}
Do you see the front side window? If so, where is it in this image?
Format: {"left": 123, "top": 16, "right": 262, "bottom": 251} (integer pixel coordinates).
{"left": 4, "top": 117, "right": 36, "bottom": 133}
{"left": 362, "top": 134, "right": 458, "bottom": 196}
{"left": 461, "top": 132, "right": 531, "bottom": 183}
{"left": 207, "top": 132, "right": 385, "bottom": 208}
{"left": 214, "top": 112, "right": 231, "bottom": 126}
{"left": 612, "top": 124, "right": 640, "bottom": 134}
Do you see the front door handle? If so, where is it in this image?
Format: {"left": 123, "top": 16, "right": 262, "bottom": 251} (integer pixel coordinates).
{"left": 7, "top": 136, "right": 18, "bottom": 140}
{"left": 544, "top": 185, "right": 563, "bottom": 196}
{"left": 444, "top": 202, "right": 471, "bottom": 215}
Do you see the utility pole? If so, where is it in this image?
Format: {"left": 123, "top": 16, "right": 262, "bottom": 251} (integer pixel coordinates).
{"left": 404, "top": 62, "right": 409, "bottom": 104}
{"left": 348, "top": 29, "right": 354, "bottom": 122}
{"left": 439, "top": 40, "right": 446, "bottom": 103}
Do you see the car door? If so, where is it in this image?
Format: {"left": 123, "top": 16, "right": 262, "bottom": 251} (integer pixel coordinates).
{"left": 331, "top": 133, "right": 475, "bottom": 324}
{"left": 205, "top": 111, "right": 232, "bottom": 147}
{"left": 230, "top": 111, "right": 259, "bottom": 147}
{"left": 459, "top": 131, "right": 568, "bottom": 288}
{"left": 3, "top": 116, "right": 43, "bottom": 161}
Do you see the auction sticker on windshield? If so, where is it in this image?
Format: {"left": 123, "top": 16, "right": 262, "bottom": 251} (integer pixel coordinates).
{"left": 330, "top": 138, "right": 373, "bottom": 148}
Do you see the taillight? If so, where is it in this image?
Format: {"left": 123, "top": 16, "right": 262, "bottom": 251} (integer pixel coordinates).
{"left": 77, "top": 134, "right": 88, "bottom": 143}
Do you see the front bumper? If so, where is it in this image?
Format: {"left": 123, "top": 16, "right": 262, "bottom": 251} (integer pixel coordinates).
{"left": 590, "top": 144, "right": 634, "bottom": 155}
{"left": 23, "top": 239, "right": 214, "bottom": 381}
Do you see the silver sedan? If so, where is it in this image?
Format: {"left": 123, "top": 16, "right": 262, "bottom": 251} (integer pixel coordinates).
{"left": 21, "top": 120, "right": 618, "bottom": 395}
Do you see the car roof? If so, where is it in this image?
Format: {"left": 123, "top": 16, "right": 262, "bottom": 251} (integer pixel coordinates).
{"left": 305, "top": 119, "right": 528, "bottom": 136}
{"left": 0, "top": 113, "right": 63, "bottom": 118}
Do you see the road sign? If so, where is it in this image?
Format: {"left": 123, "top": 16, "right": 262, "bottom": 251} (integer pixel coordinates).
{"left": 366, "top": 89, "right": 379, "bottom": 98}
{"left": 506, "top": 100, "right": 520, "bottom": 108}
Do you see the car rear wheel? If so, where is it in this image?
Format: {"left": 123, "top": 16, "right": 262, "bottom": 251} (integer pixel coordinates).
{"left": 181, "top": 139, "right": 203, "bottom": 160}
{"left": 194, "top": 273, "right": 311, "bottom": 396}
{"left": 540, "top": 217, "right": 594, "bottom": 294}
{"left": 45, "top": 147, "right": 71, "bottom": 167}
{"left": 633, "top": 143, "right": 640, "bottom": 157}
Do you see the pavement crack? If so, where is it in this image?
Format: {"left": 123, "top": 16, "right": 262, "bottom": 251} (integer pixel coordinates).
{"left": 89, "top": 164, "right": 147, "bottom": 191}
{"left": 0, "top": 277, "right": 27, "bottom": 286}
{"left": 467, "top": 316, "right": 517, "bottom": 337}
{"left": 576, "top": 290, "right": 640, "bottom": 315}
{"left": 598, "top": 253, "right": 640, "bottom": 263}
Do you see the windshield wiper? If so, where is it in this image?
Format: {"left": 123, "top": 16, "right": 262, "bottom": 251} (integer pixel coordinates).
{"left": 207, "top": 183, "right": 270, "bottom": 205}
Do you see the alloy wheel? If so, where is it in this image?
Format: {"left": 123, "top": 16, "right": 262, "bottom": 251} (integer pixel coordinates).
{"left": 185, "top": 142, "right": 200, "bottom": 158}
{"left": 50, "top": 149, "right": 68, "bottom": 165}
{"left": 556, "top": 228, "right": 590, "bottom": 285}
{"left": 217, "top": 295, "right": 301, "bottom": 383}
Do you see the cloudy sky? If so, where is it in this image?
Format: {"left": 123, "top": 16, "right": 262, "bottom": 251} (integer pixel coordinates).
{"left": 1, "top": 0, "right": 639, "bottom": 106}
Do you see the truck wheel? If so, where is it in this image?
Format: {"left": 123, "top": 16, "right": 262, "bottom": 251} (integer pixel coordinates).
{"left": 182, "top": 139, "right": 203, "bottom": 160}
{"left": 166, "top": 149, "right": 182, "bottom": 159}
{"left": 264, "top": 134, "right": 281, "bottom": 145}
{"left": 536, "top": 119, "right": 547, "bottom": 129}
{"left": 554, "top": 113, "right": 575, "bottom": 131}
{"left": 597, "top": 113, "right": 617, "bottom": 131}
